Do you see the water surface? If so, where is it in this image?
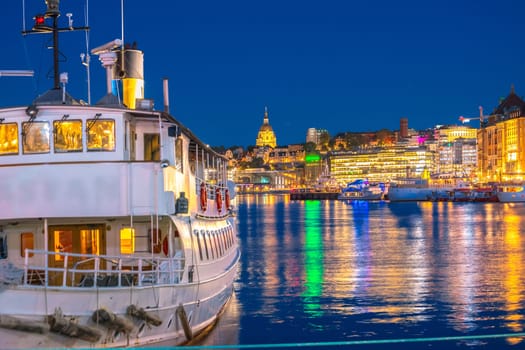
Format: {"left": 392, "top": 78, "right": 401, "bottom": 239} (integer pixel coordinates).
{"left": 206, "top": 195, "right": 525, "bottom": 349}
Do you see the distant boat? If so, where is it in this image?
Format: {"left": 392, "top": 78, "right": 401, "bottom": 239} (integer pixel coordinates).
{"left": 0, "top": 1, "right": 239, "bottom": 348}
{"left": 497, "top": 184, "right": 525, "bottom": 203}
{"left": 338, "top": 179, "right": 385, "bottom": 201}
{"left": 470, "top": 187, "right": 499, "bottom": 202}
{"left": 387, "top": 178, "right": 435, "bottom": 202}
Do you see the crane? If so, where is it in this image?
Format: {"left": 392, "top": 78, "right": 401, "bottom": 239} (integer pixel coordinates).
{"left": 459, "top": 106, "right": 488, "bottom": 127}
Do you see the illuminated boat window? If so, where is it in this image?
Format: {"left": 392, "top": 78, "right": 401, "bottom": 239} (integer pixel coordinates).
{"left": 0, "top": 123, "right": 18, "bottom": 155}
{"left": 22, "top": 121, "right": 50, "bottom": 154}
{"left": 87, "top": 119, "right": 115, "bottom": 151}
{"left": 53, "top": 120, "right": 82, "bottom": 153}
{"left": 80, "top": 229, "right": 100, "bottom": 257}
{"left": 53, "top": 229, "right": 73, "bottom": 261}
{"left": 20, "top": 232, "right": 34, "bottom": 257}
{"left": 120, "top": 227, "right": 135, "bottom": 254}
{"left": 144, "top": 133, "right": 160, "bottom": 161}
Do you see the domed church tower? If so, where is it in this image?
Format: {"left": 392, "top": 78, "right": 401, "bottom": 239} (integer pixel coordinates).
{"left": 255, "top": 107, "right": 277, "bottom": 148}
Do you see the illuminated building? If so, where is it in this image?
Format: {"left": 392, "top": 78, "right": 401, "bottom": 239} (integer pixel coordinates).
{"left": 304, "top": 153, "right": 323, "bottom": 186}
{"left": 267, "top": 144, "right": 305, "bottom": 167}
{"left": 329, "top": 146, "right": 436, "bottom": 184}
{"left": 306, "top": 128, "right": 328, "bottom": 144}
{"left": 477, "top": 87, "right": 525, "bottom": 182}
{"left": 255, "top": 107, "right": 277, "bottom": 148}
{"left": 435, "top": 125, "right": 478, "bottom": 179}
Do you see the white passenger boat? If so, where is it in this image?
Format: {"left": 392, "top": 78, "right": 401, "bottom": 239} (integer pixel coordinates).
{"left": 0, "top": 1, "right": 239, "bottom": 348}
{"left": 497, "top": 184, "right": 525, "bottom": 203}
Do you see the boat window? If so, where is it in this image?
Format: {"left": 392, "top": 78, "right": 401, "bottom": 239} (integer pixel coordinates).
{"left": 222, "top": 227, "right": 230, "bottom": 249}
{"left": 20, "top": 232, "right": 34, "bottom": 257}
{"left": 80, "top": 229, "right": 99, "bottom": 257}
{"left": 201, "top": 229, "right": 209, "bottom": 260}
{"left": 0, "top": 123, "right": 18, "bottom": 155}
{"left": 144, "top": 133, "right": 160, "bottom": 161}
{"left": 175, "top": 137, "right": 184, "bottom": 172}
{"left": 194, "top": 229, "right": 203, "bottom": 260}
{"left": 217, "top": 230, "right": 224, "bottom": 256}
{"left": 206, "top": 230, "right": 215, "bottom": 259}
{"left": 54, "top": 120, "right": 82, "bottom": 153}
{"left": 120, "top": 227, "right": 135, "bottom": 254}
{"left": 53, "top": 229, "right": 73, "bottom": 261}
{"left": 213, "top": 231, "right": 220, "bottom": 257}
{"left": 87, "top": 119, "right": 115, "bottom": 151}
{"left": 148, "top": 228, "right": 161, "bottom": 253}
{"left": 0, "top": 231, "right": 6, "bottom": 259}
{"left": 22, "top": 121, "right": 50, "bottom": 154}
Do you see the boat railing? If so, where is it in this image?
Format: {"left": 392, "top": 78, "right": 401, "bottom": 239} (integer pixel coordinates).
{"left": 21, "top": 249, "right": 185, "bottom": 288}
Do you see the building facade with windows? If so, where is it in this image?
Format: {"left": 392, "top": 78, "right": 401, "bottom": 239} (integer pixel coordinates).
{"left": 329, "top": 146, "right": 436, "bottom": 184}
{"left": 477, "top": 87, "right": 525, "bottom": 182}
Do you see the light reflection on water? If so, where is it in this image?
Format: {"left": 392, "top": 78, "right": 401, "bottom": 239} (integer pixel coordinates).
{"left": 204, "top": 195, "right": 525, "bottom": 349}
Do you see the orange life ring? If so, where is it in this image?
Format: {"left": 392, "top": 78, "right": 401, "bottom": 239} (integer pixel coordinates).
{"left": 216, "top": 188, "right": 223, "bottom": 213}
{"left": 225, "top": 189, "right": 231, "bottom": 211}
{"left": 200, "top": 182, "right": 207, "bottom": 211}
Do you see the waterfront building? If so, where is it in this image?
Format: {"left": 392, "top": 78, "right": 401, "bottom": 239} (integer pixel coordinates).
{"left": 233, "top": 167, "right": 302, "bottom": 192}
{"left": 255, "top": 107, "right": 277, "bottom": 148}
{"left": 306, "top": 128, "right": 330, "bottom": 151}
{"left": 268, "top": 144, "right": 305, "bottom": 168}
{"left": 477, "top": 87, "right": 525, "bottom": 182}
{"left": 435, "top": 125, "right": 478, "bottom": 179}
{"left": 329, "top": 146, "right": 436, "bottom": 184}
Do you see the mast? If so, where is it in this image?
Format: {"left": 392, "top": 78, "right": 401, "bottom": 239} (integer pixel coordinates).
{"left": 22, "top": 0, "right": 90, "bottom": 90}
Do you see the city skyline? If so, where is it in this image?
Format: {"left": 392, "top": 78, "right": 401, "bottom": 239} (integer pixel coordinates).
{"left": 1, "top": 1, "right": 525, "bottom": 147}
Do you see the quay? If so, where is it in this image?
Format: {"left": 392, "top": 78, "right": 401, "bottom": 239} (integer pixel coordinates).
{"left": 290, "top": 189, "right": 340, "bottom": 200}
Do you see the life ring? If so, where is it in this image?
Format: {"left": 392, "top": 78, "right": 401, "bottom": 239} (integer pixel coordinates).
{"left": 216, "top": 188, "right": 222, "bottom": 213}
{"left": 225, "top": 189, "right": 231, "bottom": 211}
{"left": 200, "top": 182, "right": 207, "bottom": 211}
{"left": 162, "top": 236, "right": 169, "bottom": 256}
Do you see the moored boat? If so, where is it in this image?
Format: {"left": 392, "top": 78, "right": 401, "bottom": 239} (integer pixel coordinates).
{"left": 0, "top": 1, "right": 239, "bottom": 348}
{"left": 387, "top": 178, "right": 434, "bottom": 202}
{"left": 497, "top": 183, "right": 525, "bottom": 203}
{"left": 338, "top": 179, "right": 385, "bottom": 201}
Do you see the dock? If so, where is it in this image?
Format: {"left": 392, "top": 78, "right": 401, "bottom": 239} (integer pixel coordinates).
{"left": 289, "top": 190, "right": 340, "bottom": 200}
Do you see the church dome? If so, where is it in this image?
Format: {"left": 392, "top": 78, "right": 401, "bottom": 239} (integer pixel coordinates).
{"left": 255, "top": 107, "right": 277, "bottom": 148}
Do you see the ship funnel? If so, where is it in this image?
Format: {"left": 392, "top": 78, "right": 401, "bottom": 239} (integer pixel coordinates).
{"left": 114, "top": 46, "right": 144, "bottom": 109}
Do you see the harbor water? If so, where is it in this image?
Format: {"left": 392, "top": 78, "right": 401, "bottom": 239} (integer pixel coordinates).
{"left": 199, "top": 194, "right": 525, "bottom": 349}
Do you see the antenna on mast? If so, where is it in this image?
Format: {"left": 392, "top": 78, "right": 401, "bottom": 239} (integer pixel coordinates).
{"left": 21, "top": 0, "right": 90, "bottom": 90}
{"left": 80, "top": 0, "right": 91, "bottom": 104}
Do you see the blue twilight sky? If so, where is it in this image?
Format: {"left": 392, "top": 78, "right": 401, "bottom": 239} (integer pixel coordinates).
{"left": 1, "top": 0, "right": 524, "bottom": 148}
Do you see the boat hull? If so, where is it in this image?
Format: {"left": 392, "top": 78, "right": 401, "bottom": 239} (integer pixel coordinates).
{"left": 497, "top": 191, "right": 525, "bottom": 202}
{"left": 0, "top": 252, "right": 239, "bottom": 348}
{"left": 387, "top": 187, "right": 433, "bottom": 202}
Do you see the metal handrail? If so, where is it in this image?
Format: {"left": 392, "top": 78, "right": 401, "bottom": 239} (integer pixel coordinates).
{"left": 22, "top": 249, "right": 185, "bottom": 288}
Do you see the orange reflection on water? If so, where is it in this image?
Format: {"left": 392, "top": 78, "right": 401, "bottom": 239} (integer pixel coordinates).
{"left": 503, "top": 213, "right": 524, "bottom": 345}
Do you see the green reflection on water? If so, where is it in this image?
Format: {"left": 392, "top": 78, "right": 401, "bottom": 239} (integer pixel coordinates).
{"left": 302, "top": 200, "right": 324, "bottom": 317}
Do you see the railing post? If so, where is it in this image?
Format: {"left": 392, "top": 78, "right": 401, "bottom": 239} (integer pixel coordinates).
{"left": 62, "top": 254, "right": 69, "bottom": 286}
{"left": 23, "top": 250, "right": 29, "bottom": 285}
{"left": 138, "top": 258, "right": 143, "bottom": 286}
{"left": 94, "top": 257, "right": 100, "bottom": 287}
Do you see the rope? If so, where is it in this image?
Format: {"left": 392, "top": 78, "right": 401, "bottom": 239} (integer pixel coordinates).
{"left": 160, "top": 332, "right": 525, "bottom": 349}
